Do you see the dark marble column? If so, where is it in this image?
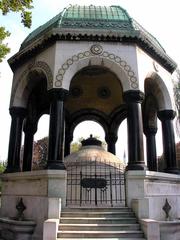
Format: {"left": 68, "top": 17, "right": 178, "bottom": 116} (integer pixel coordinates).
{"left": 64, "top": 133, "right": 73, "bottom": 157}
{"left": 144, "top": 127, "right": 157, "bottom": 171}
{"left": 5, "top": 107, "right": 26, "bottom": 173}
{"left": 47, "top": 89, "right": 68, "bottom": 169}
{"left": 158, "top": 110, "right": 179, "bottom": 174}
{"left": 105, "top": 133, "right": 118, "bottom": 155}
{"left": 123, "top": 90, "right": 146, "bottom": 170}
{"left": 22, "top": 120, "right": 37, "bottom": 171}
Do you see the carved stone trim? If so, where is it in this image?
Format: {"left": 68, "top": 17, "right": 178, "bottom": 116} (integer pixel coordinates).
{"left": 55, "top": 46, "right": 138, "bottom": 89}
{"left": 90, "top": 44, "right": 103, "bottom": 55}
{"left": 11, "top": 61, "right": 53, "bottom": 106}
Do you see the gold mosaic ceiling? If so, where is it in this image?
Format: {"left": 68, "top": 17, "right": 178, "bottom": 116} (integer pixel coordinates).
{"left": 65, "top": 66, "right": 123, "bottom": 115}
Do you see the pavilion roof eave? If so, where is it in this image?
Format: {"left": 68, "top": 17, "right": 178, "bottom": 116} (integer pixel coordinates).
{"left": 8, "top": 27, "right": 177, "bottom": 73}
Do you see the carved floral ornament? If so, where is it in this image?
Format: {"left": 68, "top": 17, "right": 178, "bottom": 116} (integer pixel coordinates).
{"left": 55, "top": 44, "right": 138, "bottom": 89}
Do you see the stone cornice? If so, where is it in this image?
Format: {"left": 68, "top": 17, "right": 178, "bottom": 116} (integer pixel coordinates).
{"left": 8, "top": 28, "right": 177, "bottom": 73}
{"left": 0, "top": 170, "right": 67, "bottom": 181}
{"left": 126, "top": 170, "right": 180, "bottom": 183}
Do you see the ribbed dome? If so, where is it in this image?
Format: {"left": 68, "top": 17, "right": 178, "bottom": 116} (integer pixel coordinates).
{"left": 21, "top": 5, "right": 164, "bottom": 52}
{"left": 10, "top": 4, "right": 176, "bottom": 73}
{"left": 21, "top": 5, "right": 131, "bottom": 49}
{"left": 64, "top": 136, "right": 124, "bottom": 170}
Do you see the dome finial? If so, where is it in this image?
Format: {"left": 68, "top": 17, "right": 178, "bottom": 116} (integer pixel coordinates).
{"left": 81, "top": 135, "right": 102, "bottom": 147}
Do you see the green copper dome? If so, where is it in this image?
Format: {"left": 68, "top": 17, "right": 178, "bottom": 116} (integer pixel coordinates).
{"left": 21, "top": 5, "right": 133, "bottom": 48}
{"left": 63, "top": 5, "right": 130, "bottom": 21}
{"left": 11, "top": 5, "right": 176, "bottom": 73}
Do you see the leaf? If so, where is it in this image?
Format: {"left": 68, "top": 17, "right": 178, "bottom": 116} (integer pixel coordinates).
{"left": 0, "top": 0, "right": 33, "bottom": 61}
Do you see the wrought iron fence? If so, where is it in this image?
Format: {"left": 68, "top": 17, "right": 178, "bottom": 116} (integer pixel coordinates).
{"left": 66, "top": 159, "right": 125, "bottom": 207}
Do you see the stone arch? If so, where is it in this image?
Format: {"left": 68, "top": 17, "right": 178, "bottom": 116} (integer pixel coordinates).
{"left": 144, "top": 71, "right": 173, "bottom": 110}
{"left": 110, "top": 105, "right": 127, "bottom": 135}
{"left": 67, "top": 109, "right": 109, "bottom": 139}
{"left": 11, "top": 61, "right": 53, "bottom": 107}
{"left": 55, "top": 46, "right": 139, "bottom": 91}
{"left": 143, "top": 94, "right": 158, "bottom": 130}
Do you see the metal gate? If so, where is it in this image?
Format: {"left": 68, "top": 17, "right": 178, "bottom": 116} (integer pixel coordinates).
{"left": 66, "top": 160, "right": 125, "bottom": 207}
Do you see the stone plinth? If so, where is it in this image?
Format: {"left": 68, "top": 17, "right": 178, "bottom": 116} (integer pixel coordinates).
{"left": 0, "top": 170, "right": 67, "bottom": 240}
{"left": 0, "top": 218, "right": 36, "bottom": 240}
{"left": 126, "top": 170, "right": 180, "bottom": 220}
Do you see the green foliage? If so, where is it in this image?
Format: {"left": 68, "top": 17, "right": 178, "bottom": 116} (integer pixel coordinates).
{"left": 0, "top": 161, "right": 6, "bottom": 191}
{"left": 0, "top": 0, "right": 33, "bottom": 61}
{"left": 31, "top": 135, "right": 107, "bottom": 169}
{"left": 0, "top": 26, "right": 10, "bottom": 62}
{"left": 71, "top": 137, "right": 84, "bottom": 153}
{"left": 0, "top": 0, "right": 33, "bottom": 28}
{"left": 0, "top": 161, "right": 6, "bottom": 173}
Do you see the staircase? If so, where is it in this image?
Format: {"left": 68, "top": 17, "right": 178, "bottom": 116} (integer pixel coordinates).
{"left": 57, "top": 207, "right": 146, "bottom": 239}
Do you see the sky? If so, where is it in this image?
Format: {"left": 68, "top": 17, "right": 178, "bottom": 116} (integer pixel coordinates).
{"left": 0, "top": 0, "right": 180, "bottom": 161}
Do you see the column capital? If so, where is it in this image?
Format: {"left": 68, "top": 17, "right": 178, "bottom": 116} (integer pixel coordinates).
{"left": 48, "top": 88, "right": 69, "bottom": 101}
{"left": 9, "top": 107, "right": 26, "bottom": 117}
{"left": 105, "top": 133, "right": 118, "bottom": 143}
{"left": 123, "top": 90, "right": 144, "bottom": 104}
{"left": 158, "top": 110, "right": 176, "bottom": 121}
{"left": 23, "top": 120, "right": 37, "bottom": 134}
{"left": 144, "top": 126, "right": 157, "bottom": 136}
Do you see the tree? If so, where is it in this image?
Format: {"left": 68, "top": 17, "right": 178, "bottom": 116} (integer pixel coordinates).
{"left": 32, "top": 137, "right": 48, "bottom": 170}
{"left": 71, "top": 137, "right": 84, "bottom": 153}
{"left": 0, "top": 0, "right": 33, "bottom": 61}
{"left": 0, "top": 26, "right": 10, "bottom": 62}
{"left": 0, "top": 161, "right": 6, "bottom": 173}
{"left": 31, "top": 135, "right": 107, "bottom": 169}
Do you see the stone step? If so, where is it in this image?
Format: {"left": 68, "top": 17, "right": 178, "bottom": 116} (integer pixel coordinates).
{"left": 59, "top": 207, "right": 145, "bottom": 239}
{"left": 61, "top": 211, "right": 135, "bottom": 218}
{"left": 59, "top": 223, "right": 140, "bottom": 231}
{"left": 62, "top": 207, "right": 131, "bottom": 212}
{"left": 57, "top": 230, "right": 144, "bottom": 238}
{"left": 60, "top": 217, "right": 137, "bottom": 224}
{"left": 57, "top": 238, "right": 146, "bottom": 240}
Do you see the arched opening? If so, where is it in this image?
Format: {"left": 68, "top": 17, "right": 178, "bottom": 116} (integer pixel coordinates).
{"left": 64, "top": 64, "right": 126, "bottom": 206}
{"left": 143, "top": 73, "right": 176, "bottom": 172}
{"left": 116, "top": 119, "right": 128, "bottom": 166}
{"left": 156, "top": 119, "right": 164, "bottom": 171}
{"left": 71, "top": 120, "right": 106, "bottom": 153}
{"left": 64, "top": 65, "right": 125, "bottom": 158}
{"left": 32, "top": 114, "right": 50, "bottom": 170}
{"left": 21, "top": 70, "right": 50, "bottom": 171}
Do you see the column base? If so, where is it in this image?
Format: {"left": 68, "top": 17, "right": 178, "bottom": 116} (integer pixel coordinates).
{"left": 126, "top": 162, "right": 147, "bottom": 171}
{"left": 46, "top": 162, "right": 66, "bottom": 170}
{"left": 164, "top": 168, "right": 180, "bottom": 175}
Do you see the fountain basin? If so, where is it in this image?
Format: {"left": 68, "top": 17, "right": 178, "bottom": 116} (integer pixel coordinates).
{"left": 0, "top": 217, "right": 36, "bottom": 240}
{"left": 159, "top": 220, "right": 180, "bottom": 240}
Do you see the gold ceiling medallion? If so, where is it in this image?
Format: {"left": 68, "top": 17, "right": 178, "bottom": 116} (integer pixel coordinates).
{"left": 90, "top": 44, "right": 103, "bottom": 55}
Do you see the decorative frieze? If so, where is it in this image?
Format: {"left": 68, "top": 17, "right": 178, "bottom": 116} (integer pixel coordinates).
{"left": 56, "top": 45, "right": 138, "bottom": 89}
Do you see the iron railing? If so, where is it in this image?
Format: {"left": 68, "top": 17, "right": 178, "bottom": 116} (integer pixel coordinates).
{"left": 66, "top": 159, "right": 125, "bottom": 207}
